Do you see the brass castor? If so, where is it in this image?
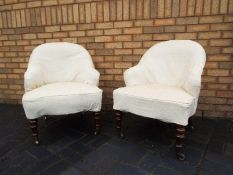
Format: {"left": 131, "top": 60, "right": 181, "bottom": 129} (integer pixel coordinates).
{"left": 176, "top": 151, "right": 185, "bottom": 161}
{"left": 35, "top": 139, "right": 40, "bottom": 145}
{"left": 119, "top": 132, "right": 124, "bottom": 139}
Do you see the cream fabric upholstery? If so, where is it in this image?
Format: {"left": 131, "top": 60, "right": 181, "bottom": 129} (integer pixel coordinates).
{"left": 114, "top": 40, "right": 206, "bottom": 126}
{"left": 22, "top": 42, "right": 102, "bottom": 119}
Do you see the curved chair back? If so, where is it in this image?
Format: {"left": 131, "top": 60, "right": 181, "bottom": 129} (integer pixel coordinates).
{"left": 25, "top": 42, "right": 94, "bottom": 88}
{"left": 139, "top": 40, "right": 206, "bottom": 87}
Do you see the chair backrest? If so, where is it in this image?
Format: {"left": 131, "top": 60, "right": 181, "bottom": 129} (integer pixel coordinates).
{"left": 27, "top": 42, "right": 94, "bottom": 84}
{"left": 139, "top": 40, "right": 206, "bottom": 87}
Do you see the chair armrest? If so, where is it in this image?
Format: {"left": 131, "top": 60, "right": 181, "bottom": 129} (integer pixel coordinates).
{"left": 76, "top": 68, "right": 100, "bottom": 86}
{"left": 183, "top": 81, "right": 201, "bottom": 98}
{"left": 124, "top": 65, "right": 149, "bottom": 87}
{"left": 24, "top": 67, "right": 44, "bottom": 92}
{"left": 183, "top": 68, "right": 202, "bottom": 97}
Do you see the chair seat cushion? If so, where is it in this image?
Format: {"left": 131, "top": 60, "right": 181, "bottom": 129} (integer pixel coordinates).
{"left": 22, "top": 82, "right": 102, "bottom": 119}
{"left": 113, "top": 84, "right": 196, "bottom": 125}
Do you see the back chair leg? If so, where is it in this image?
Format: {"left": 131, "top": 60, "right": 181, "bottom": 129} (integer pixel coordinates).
{"left": 115, "top": 110, "right": 124, "bottom": 138}
{"left": 176, "top": 124, "right": 186, "bottom": 160}
{"left": 93, "top": 112, "right": 101, "bottom": 135}
{"left": 29, "top": 119, "right": 39, "bottom": 145}
{"left": 188, "top": 117, "right": 194, "bottom": 131}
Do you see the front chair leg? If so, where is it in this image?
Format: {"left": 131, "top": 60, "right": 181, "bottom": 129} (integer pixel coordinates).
{"left": 29, "top": 119, "right": 39, "bottom": 145}
{"left": 93, "top": 112, "right": 101, "bottom": 135}
{"left": 176, "top": 124, "right": 186, "bottom": 161}
{"left": 115, "top": 110, "right": 124, "bottom": 138}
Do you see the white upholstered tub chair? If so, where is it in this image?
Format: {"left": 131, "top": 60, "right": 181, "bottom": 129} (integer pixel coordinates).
{"left": 113, "top": 40, "right": 206, "bottom": 160}
{"left": 22, "top": 42, "right": 102, "bottom": 144}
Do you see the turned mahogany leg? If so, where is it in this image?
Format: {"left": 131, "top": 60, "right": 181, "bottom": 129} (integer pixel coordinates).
{"left": 176, "top": 124, "right": 186, "bottom": 160}
{"left": 188, "top": 117, "right": 194, "bottom": 131}
{"left": 93, "top": 112, "right": 101, "bottom": 135}
{"left": 115, "top": 110, "right": 124, "bottom": 138}
{"left": 29, "top": 119, "right": 39, "bottom": 145}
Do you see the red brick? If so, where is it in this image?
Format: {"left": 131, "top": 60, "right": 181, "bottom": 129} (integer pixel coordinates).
{"left": 86, "top": 30, "right": 103, "bottom": 36}
{"left": 105, "top": 69, "right": 122, "bottom": 74}
{"left": 175, "top": 33, "right": 197, "bottom": 39}
{"left": 123, "top": 42, "right": 142, "bottom": 48}
{"left": 27, "top": 1, "right": 41, "bottom": 8}
{"left": 220, "top": 0, "right": 228, "bottom": 14}
{"left": 205, "top": 62, "right": 218, "bottom": 69}
{"left": 96, "top": 49, "right": 114, "bottom": 56}
{"left": 176, "top": 17, "right": 198, "bottom": 24}
{"left": 200, "top": 97, "right": 227, "bottom": 104}
{"left": 114, "top": 49, "right": 132, "bottom": 55}
{"left": 210, "top": 24, "right": 233, "bottom": 31}
{"left": 123, "top": 28, "right": 142, "bottom": 34}
{"left": 164, "top": 26, "right": 185, "bottom": 32}
{"left": 77, "top": 24, "right": 95, "bottom": 30}
{"left": 217, "top": 91, "right": 233, "bottom": 98}
{"left": 104, "top": 29, "right": 122, "bottom": 35}
{"left": 114, "top": 35, "right": 132, "bottom": 42}
{"left": 69, "top": 31, "right": 85, "bottom": 37}
{"left": 96, "top": 62, "right": 114, "bottom": 68}
{"left": 219, "top": 62, "right": 233, "bottom": 69}
{"left": 114, "top": 62, "right": 132, "bottom": 68}
{"left": 45, "top": 26, "right": 60, "bottom": 32}
{"left": 37, "top": 33, "right": 52, "bottom": 39}
{"left": 200, "top": 89, "right": 216, "bottom": 97}
{"left": 203, "top": 0, "right": 211, "bottom": 15}
{"left": 96, "top": 22, "right": 113, "bottom": 29}
{"left": 222, "top": 47, "right": 233, "bottom": 54}
{"left": 208, "top": 54, "right": 232, "bottom": 62}
{"left": 144, "top": 26, "right": 164, "bottom": 33}
{"left": 133, "top": 34, "right": 152, "bottom": 41}
{"left": 154, "top": 18, "right": 175, "bottom": 26}
{"left": 103, "top": 1, "right": 109, "bottom": 22}
{"left": 22, "top": 34, "right": 36, "bottom": 40}
{"left": 204, "top": 111, "right": 225, "bottom": 117}
{"left": 105, "top": 42, "right": 122, "bottom": 49}
{"left": 61, "top": 25, "right": 76, "bottom": 31}
{"left": 187, "top": 24, "right": 209, "bottom": 32}
{"left": 157, "top": 0, "right": 165, "bottom": 18}
{"left": 199, "top": 16, "right": 223, "bottom": 23}
{"left": 180, "top": 0, "right": 188, "bottom": 16}
{"left": 210, "top": 39, "right": 232, "bottom": 46}
{"left": 43, "top": 0, "right": 58, "bottom": 6}
{"left": 172, "top": 0, "right": 179, "bottom": 17}
{"left": 163, "top": 0, "right": 171, "bottom": 17}
{"left": 114, "top": 21, "right": 133, "bottom": 28}
{"left": 195, "top": 1, "right": 203, "bottom": 15}
{"left": 95, "top": 36, "right": 113, "bottom": 42}
{"left": 198, "top": 31, "right": 221, "bottom": 39}
{"left": 153, "top": 33, "right": 174, "bottom": 40}
{"left": 134, "top": 20, "right": 154, "bottom": 26}
{"left": 218, "top": 77, "right": 233, "bottom": 83}
{"left": 207, "top": 69, "right": 229, "bottom": 76}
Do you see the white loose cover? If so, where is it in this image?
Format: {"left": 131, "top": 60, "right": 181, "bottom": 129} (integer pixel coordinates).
{"left": 113, "top": 40, "right": 206, "bottom": 126}
{"left": 22, "top": 42, "right": 102, "bottom": 119}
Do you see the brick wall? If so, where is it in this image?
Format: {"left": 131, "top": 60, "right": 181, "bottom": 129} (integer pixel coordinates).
{"left": 0, "top": 0, "right": 232, "bottom": 118}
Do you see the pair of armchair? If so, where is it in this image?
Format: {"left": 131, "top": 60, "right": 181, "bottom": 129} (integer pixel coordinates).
{"left": 22, "top": 41, "right": 206, "bottom": 160}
